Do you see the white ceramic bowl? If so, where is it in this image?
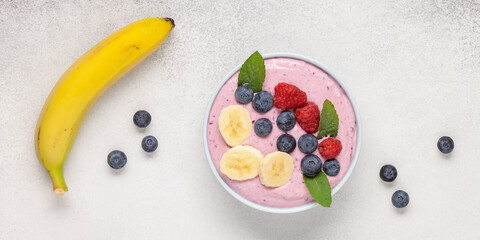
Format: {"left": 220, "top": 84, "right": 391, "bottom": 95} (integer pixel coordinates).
{"left": 203, "top": 52, "right": 362, "bottom": 214}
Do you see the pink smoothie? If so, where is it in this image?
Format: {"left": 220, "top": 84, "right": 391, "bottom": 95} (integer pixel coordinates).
{"left": 207, "top": 57, "right": 358, "bottom": 208}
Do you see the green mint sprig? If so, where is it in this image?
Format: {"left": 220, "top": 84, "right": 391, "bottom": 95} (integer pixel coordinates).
{"left": 303, "top": 172, "right": 332, "bottom": 207}
{"left": 238, "top": 51, "right": 265, "bottom": 92}
{"left": 317, "top": 99, "right": 339, "bottom": 139}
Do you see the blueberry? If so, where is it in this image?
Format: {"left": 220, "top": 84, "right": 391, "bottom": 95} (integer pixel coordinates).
{"left": 379, "top": 164, "right": 397, "bottom": 182}
{"left": 107, "top": 150, "right": 127, "bottom": 169}
{"left": 323, "top": 159, "right": 340, "bottom": 176}
{"left": 142, "top": 135, "right": 158, "bottom": 152}
{"left": 392, "top": 190, "right": 409, "bottom": 208}
{"left": 276, "top": 133, "right": 296, "bottom": 153}
{"left": 133, "top": 110, "right": 151, "bottom": 128}
{"left": 252, "top": 91, "right": 273, "bottom": 113}
{"left": 235, "top": 85, "right": 254, "bottom": 104}
{"left": 276, "top": 111, "right": 296, "bottom": 131}
{"left": 301, "top": 154, "right": 322, "bottom": 177}
{"left": 437, "top": 136, "right": 454, "bottom": 154}
{"left": 254, "top": 118, "right": 272, "bottom": 137}
{"left": 298, "top": 134, "right": 318, "bottom": 154}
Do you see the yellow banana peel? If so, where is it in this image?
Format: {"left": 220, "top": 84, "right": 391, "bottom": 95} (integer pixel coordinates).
{"left": 35, "top": 18, "right": 174, "bottom": 195}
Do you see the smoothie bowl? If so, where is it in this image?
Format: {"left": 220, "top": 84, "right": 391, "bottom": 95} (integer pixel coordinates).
{"left": 203, "top": 52, "right": 361, "bottom": 213}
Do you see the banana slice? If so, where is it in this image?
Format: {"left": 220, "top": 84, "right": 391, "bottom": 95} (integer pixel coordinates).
{"left": 218, "top": 105, "right": 252, "bottom": 147}
{"left": 259, "top": 151, "right": 294, "bottom": 187}
{"left": 220, "top": 145, "right": 263, "bottom": 181}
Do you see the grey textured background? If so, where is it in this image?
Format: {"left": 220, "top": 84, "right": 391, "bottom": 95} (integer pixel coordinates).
{"left": 1, "top": 1, "right": 480, "bottom": 239}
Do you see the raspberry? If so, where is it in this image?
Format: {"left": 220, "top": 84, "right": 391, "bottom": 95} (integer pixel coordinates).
{"left": 273, "top": 83, "right": 307, "bottom": 109}
{"left": 295, "top": 102, "right": 320, "bottom": 134}
{"left": 318, "top": 137, "right": 342, "bottom": 159}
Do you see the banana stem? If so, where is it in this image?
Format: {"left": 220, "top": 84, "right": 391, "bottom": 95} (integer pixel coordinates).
{"left": 49, "top": 168, "right": 68, "bottom": 196}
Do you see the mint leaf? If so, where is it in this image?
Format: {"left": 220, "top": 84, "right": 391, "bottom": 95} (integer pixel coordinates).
{"left": 317, "top": 99, "right": 339, "bottom": 139}
{"left": 238, "top": 51, "right": 265, "bottom": 92}
{"left": 303, "top": 172, "right": 332, "bottom": 207}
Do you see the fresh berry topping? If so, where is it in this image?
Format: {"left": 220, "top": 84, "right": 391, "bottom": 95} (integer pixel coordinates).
{"left": 276, "top": 111, "right": 296, "bottom": 132}
{"left": 301, "top": 154, "right": 322, "bottom": 177}
{"left": 295, "top": 102, "right": 320, "bottom": 134}
{"left": 254, "top": 118, "right": 273, "bottom": 137}
{"left": 437, "top": 136, "right": 454, "bottom": 154}
{"left": 107, "top": 150, "right": 127, "bottom": 169}
{"left": 323, "top": 159, "right": 340, "bottom": 176}
{"left": 142, "top": 135, "right": 158, "bottom": 152}
{"left": 276, "top": 133, "right": 296, "bottom": 153}
{"left": 273, "top": 83, "right": 307, "bottom": 109}
{"left": 235, "top": 85, "right": 254, "bottom": 104}
{"left": 133, "top": 110, "right": 151, "bottom": 128}
{"left": 392, "top": 190, "right": 409, "bottom": 208}
{"left": 318, "top": 137, "right": 342, "bottom": 159}
{"left": 298, "top": 134, "right": 318, "bottom": 154}
{"left": 252, "top": 91, "right": 274, "bottom": 113}
{"left": 379, "top": 164, "right": 398, "bottom": 182}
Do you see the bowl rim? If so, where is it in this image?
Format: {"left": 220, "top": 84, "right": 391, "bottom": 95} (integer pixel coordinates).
{"left": 203, "top": 52, "right": 362, "bottom": 214}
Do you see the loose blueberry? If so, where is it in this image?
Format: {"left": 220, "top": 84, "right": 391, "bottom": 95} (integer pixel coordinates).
{"left": 298, "top": 134, "right": 318, "bottom": 154}
{"left": 276, "top": 111, "right": 296, "bottom": 131}
{"left": 235, "top": 85, "right": 254, "bottom": 104}
{"left": 323, "top": 159, "right": 340, "bottom": 176}
{"left": 142, "top": 135, "right": 158, "bottom": 152}
{"left": 133, "top": 110, "right": 151, "bottom": 128}
{"left": 107, "top": 150, "right": 127, "bottom": 169}
{"left": 254, "top": 118, "right": 273, "bottom": 137}
{"left": 379, "top": 164, "right": 398, "bottom": 182}
{"left": 392, "top": 190, "right": 409, "bottom": 208}
{"left": 252, "top": 91, "right": 274, "bottom": 113}
{"left": 301, "top": 154, "right": 322, "bottom": 177}
{"left": 276, "top": 133, "right": 296, "bottom": 153}
{"left": 437, "top": 136, "right": 454, "bottom": 154}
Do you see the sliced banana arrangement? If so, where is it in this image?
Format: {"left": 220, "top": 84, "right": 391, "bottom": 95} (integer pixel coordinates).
{"left": 259, "top": 151, "right": 294, "bottom": 187}
{"left": 220, "top": 145, "right": 263, "bottom": 180}
{"left": 218, "top": 105, "right": 294, "bottom": 187}
{"left": 218, "top": 105, "right": 252, "bottom": 147}
{"left": 220, "top": 146, "right": 294, "bottom": 187}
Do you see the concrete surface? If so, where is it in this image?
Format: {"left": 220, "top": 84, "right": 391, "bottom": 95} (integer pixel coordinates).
{"left": 1, "top": 0, "right": 479, "bottom": 239}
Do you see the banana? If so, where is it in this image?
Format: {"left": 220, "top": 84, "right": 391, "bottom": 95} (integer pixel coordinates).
{"left": 35, "top": 18, "right": 174, "bottom": 195}
{"left": 259, "top": 151, "right": 294, "bottom": 187}
{"left": 220, "top": 145, "right": 263, "bottom": 181}
{"left": 218, "top": 105, "right": 252, "bottom": 147}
